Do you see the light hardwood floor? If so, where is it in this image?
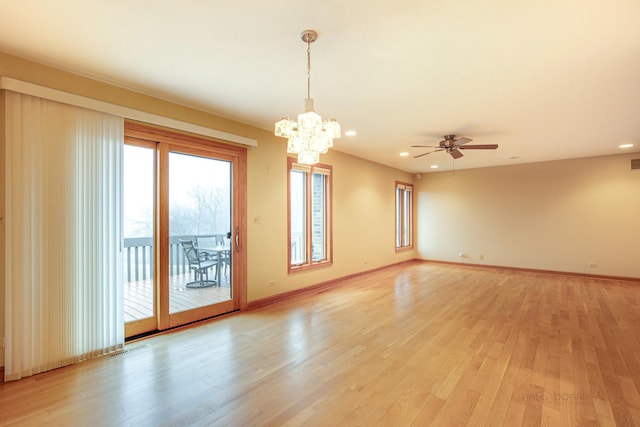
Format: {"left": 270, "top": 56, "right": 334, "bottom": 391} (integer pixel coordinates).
{"left": 1, "top": 262, "right": 639, "bottom": 426}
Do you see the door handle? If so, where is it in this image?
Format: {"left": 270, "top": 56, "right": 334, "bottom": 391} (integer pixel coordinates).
{"left": 235, "top": 227, "right": 240, "bottom": 252}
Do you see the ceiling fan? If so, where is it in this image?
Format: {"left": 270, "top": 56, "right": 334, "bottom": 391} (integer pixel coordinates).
{"left": 412, "top": 134, "right": 498, "bottom": 159}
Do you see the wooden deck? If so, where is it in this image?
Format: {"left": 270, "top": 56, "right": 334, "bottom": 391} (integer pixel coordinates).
{"left": 124, "top": 271, "right": 231, "bottom": 321}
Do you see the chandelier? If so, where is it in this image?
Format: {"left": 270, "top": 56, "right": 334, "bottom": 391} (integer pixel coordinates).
{"left": 275, "top": 29, "right": 340, "bottom": 165}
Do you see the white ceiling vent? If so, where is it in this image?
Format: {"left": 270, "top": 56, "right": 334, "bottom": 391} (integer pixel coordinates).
{"left": 632, "top": 159, "right": 640, "bottom": 170}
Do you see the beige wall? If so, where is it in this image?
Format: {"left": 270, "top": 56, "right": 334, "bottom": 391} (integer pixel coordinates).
{"left": 0, "top": 90, "right": 4, "bottom": 367}
{"left": 416, "top": 153, "right": 640, "bottom": 278}
{"left": 247, "top": 146, "right": 415, "bottom": 300}
{"left": 0, "top": 51, "right": 416, "bottom": 365}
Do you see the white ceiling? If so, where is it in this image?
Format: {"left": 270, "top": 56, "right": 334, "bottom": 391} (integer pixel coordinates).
{"left": 1, "top": 0, "right": 640, "bottom": 173}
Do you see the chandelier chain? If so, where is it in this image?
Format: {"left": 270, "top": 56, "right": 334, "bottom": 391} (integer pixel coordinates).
{"left": 306, "top": 39, "right": 311, "bottom": 100}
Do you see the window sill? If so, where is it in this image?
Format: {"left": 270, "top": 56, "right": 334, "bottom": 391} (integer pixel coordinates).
{"left": 288, "top": 260, "right": 333, "bottom": 274}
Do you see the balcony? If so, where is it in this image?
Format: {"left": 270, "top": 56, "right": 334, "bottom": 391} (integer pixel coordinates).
{"left": 124, "top": 235, "right": 231, "bottom": 321}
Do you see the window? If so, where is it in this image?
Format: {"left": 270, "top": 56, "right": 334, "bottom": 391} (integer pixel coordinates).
{"left": 396, "top": 182, "right": 413, "bottom": 249}
{"left": 288, "top": 158, "right": 333, "bottom": 271}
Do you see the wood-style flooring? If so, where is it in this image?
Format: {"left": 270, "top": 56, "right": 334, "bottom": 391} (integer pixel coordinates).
{"left": 1, "top": 262, "right": 639, "bottom": 426}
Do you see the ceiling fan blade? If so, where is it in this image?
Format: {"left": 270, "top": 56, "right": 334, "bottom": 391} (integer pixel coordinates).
{"left": 458, "top": 144, "right": 499, "bottom": 150}
{"left": 455, "top": 137, "right": 473, "bottom": 145}
{"left": 413, "top": 152, "right": 433, "bottom": 158}
{"left": 449, "top": 149, "right": 464, "bottom": 159}
{"left": 410, "top": 145, "right": 441, "bottom": 148}
{"left": 413, "top": 148, "right": 444, "bottom": 158}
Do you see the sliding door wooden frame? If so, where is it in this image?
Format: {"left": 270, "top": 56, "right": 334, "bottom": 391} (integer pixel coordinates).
{"left": 124, "top": 121, "right": 248, "bottom": 333}
{"left": 123, "top": 136, "right": 160, "bottom": 337}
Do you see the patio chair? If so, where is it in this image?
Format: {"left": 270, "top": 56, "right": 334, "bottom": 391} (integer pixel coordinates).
{"left": 215, "top": 234, "right": 231, "bottom": 280}
{"left": 179, "top": 239, "right": 218, "bottom": 288}
{"left": 195, "top": 235, "right": 216, "bottom": 253}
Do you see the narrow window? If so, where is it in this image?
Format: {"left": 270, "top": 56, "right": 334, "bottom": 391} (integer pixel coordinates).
{"left": 288, "top": 158, "right": 332, "bottom": 271}
{"left": 395, "top": 182, "right": 413, "bottom": 249}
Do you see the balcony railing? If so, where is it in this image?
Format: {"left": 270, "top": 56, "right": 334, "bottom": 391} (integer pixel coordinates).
{"left": 123, "top": 234, "right": 223, "bottom": 283}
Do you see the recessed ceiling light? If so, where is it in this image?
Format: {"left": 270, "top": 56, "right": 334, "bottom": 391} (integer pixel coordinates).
{"left": 619, "top": 143, "right": 634, "bottom": 149}
{"left": 509, "top": 156, "right": 520, "bottom": 160}
{"left": 430, "top": 165, "right": 439, "bottom": 169}
{"left": 400, "top": 152, "right": 409, "bottom": 157}
{"left": 345, "top": 130, "right": 357, "bottom": 137}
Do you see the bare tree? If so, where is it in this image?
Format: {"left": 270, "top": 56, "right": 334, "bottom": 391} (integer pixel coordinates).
{"left": 171, "top": 184, "right": 230, "bottom": 236}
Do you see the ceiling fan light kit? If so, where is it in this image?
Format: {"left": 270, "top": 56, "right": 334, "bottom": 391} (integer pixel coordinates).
{"left": 412, "top": 134, "right": 499, "bottom": 159}
{"left": 274, "top": 29, "right": 341, "bottom": 165}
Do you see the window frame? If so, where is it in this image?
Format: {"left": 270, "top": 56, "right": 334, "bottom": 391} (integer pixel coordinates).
{"left": 287, "top": 157, "right": 333, "bottom": 273}
{"left": 395, "top": 181, "right": 414, "bottom": 251}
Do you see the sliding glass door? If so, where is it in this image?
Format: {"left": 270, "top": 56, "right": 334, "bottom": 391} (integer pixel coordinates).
{"left": 124, "top": 123, "right": 246, "bottom": 337}
{"left": 123, "top": 140, "right": 156, "bottom": 336}
{"left": 165, "top": 147, "right": 237, "bottom": 327}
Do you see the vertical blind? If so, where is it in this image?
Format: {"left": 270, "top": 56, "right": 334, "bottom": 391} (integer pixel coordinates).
{"left": 4, "top": 91, "right": 124, "bottom": 381}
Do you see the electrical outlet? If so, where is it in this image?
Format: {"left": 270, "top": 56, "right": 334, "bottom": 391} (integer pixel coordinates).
{"left": 479, "top": 254, "right": 484, "bottom": 261}
{"left": 588, "top": 263, "right": 598, "bottom": 268}
{"left": 267, "top": 280, "right": 275, "bottom": 288}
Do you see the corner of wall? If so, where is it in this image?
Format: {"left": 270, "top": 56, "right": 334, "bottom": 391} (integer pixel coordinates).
{"left": 0, "top": 90, "right": 6, "bottom": 368}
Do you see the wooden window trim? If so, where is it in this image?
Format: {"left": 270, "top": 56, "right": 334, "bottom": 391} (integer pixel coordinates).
{"left": 395, "top": 181, "right": 414, "bottom": 251}
{"left": 287, "top": 157, "right": 333, "bottom": 273}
